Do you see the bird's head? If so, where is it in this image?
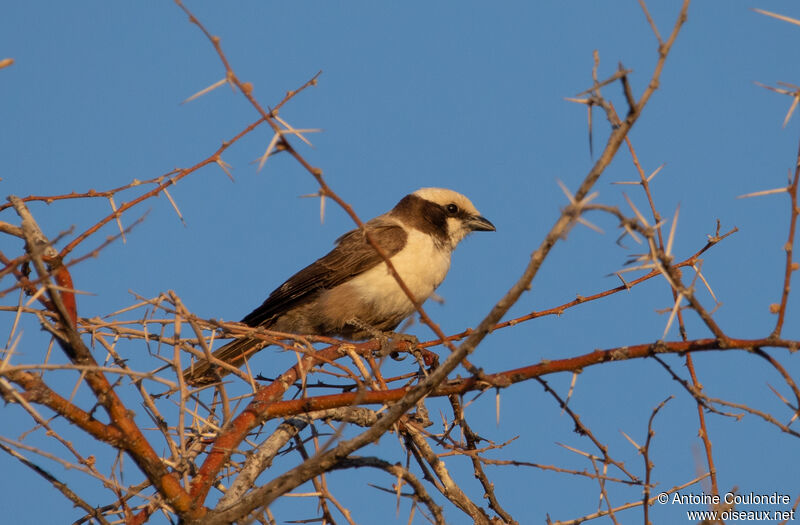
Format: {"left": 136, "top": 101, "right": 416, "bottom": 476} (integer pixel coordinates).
{"left": 400, "top": 187, "right": 495, "bottom": 249}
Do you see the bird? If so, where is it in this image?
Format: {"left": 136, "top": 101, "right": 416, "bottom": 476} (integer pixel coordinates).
{"left": 183, "top": 187, "right": 495, "bottom": 385}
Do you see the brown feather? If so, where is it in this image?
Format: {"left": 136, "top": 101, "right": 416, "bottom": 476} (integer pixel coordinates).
{"left": 183, "top": 218, "right": 407, "bottom": 385}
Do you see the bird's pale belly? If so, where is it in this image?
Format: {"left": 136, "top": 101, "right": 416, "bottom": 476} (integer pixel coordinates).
{"left": 274, "top": 231, "right": 452, "bottom": 339}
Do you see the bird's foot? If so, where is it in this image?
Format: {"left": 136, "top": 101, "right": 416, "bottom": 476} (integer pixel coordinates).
{"left": 344, "top": 318, "right": 419, "bottom": 358}
{"left": 377, "top": 332, "right": 438, "bottom": 369}
{"left": 376, "top": 331, "right": 419, "bottom": 360}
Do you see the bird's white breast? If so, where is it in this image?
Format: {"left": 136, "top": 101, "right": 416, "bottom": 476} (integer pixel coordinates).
{"left": 345, "top": 228, "right": 452, "bottom": 317}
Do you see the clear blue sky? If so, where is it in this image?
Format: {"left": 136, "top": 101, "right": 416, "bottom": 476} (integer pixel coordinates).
{"left": 2, "top": 2, "right": 799, "bottom": 523}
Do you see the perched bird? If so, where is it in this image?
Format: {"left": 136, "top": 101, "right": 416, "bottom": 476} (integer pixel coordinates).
{"left": 183, "top": 187, "right": 495, "bottom": 385}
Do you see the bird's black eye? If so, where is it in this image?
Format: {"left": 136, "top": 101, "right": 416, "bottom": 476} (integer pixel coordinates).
{"left": 445, "top": 203, "right": 459, "bottom": 215}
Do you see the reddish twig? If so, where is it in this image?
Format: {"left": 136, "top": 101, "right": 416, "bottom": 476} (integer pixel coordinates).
{"left": 771, "top": 137, "right": 800, "bottom": 337}
{"left": 641, "top": 396, "right": 673, "bottom": 525}
{"left": 623, "top": 132, "right": 721, "bottom": 497}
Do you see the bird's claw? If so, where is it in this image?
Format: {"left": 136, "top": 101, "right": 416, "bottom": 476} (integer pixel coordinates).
{"left": 377, "top": 331, "right": 419, "bottom": 359}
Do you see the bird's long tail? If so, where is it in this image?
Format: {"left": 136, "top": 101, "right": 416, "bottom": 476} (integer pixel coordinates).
{"left": 182, "top": 336, "right": 268, "bottom": 386}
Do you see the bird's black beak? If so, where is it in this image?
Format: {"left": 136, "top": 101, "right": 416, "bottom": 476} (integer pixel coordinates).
{"left": 468, "top": 215, "right": 496, "bottom": 232}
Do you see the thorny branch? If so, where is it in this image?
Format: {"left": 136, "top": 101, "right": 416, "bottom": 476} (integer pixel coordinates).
{"left": 6, "top": 2, "right": 800, "bottom": 525}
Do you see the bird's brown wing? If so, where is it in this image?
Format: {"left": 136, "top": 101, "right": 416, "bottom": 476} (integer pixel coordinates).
{"left": 183, "top": 219, "right": 408, "bottom": 385}
{"left": 240, "top": 218, "right": 408, "bottom": 327}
